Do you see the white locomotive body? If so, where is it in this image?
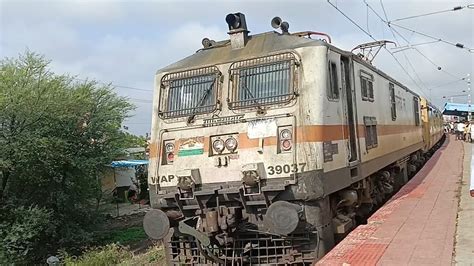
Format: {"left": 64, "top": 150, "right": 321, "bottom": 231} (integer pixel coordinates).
{"left": 143, "top": 13, "right": 444, "bottom": 265}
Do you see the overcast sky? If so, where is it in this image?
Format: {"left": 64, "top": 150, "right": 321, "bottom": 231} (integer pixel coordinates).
{"left": 1, "top": 0, "right": 473, "bottom": 135}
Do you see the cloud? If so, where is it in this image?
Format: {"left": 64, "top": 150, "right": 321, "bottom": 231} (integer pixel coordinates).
{"left": 0, "top": 0, "right": 124, "bottom": 26}
{"left": 1, "top": 0, "right": 472, "bottom": 134}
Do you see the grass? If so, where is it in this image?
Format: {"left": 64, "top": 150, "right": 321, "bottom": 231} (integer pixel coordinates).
{"left": 119, "top": 245, "right": 166, "bottom": 265}
{"left": 62, "top": 215, "right": 167, "bottom": 265}
{"left": 102, "top": 226, "right": 147, "bottom": 245}
{"left": 62, "top": 244, "right": 131, "bottom": 266}
{"left": 62, "top": 244, "right": 166, "bottom": 266}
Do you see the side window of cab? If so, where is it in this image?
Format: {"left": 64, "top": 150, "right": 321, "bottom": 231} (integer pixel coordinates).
{"left": 327, "top": 61, "right": 339, "bottom": 100}
{"left": 360, "top": 70, "right": 374, "bottom": 102}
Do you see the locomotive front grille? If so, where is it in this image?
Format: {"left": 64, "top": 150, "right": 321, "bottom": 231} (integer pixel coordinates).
{"left": 166, "top": 232, "right": 316, "bottom": 265}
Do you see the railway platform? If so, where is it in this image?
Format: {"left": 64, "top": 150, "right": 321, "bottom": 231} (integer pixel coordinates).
{"left": 316, "top": 135, "right": 474, "bottom": 265}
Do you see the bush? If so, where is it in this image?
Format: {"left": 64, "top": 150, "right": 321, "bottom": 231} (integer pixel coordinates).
{"left": 62, "top": 244, "right": 132, "bottom": 266}
{"left": 0, "top": 52, "right": 134, "bottom": 263}
{"left": 0, "top": 204, "right": 55, "bottom": 264}
{"left": 62, "top": 244, "right": 166, "bottom": 266}
{"left": 118, "top": 245, "right": 166, "bottom": 265}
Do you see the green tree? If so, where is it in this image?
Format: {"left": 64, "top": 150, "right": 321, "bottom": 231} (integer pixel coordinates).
{"left": 0, "top": 52, "right": 135, "bottom": 263}
{"left": 120, "top": 132, "right": 147, "bottom": 149}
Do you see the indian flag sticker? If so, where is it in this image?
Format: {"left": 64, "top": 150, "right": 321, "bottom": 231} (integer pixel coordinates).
{"left": 178, "top": 137, "right": 204, "bottom": 157}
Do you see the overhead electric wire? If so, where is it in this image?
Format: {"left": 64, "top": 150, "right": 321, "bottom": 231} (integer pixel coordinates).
{"left": 370, "top": 0, "right": 457, "bottom": 99}
{"left": 73, "top": 78, "right": 154, "bottom": 104}
{"left": 327, "top": 0, "right": 376, "bottom": 40}
{"left": 366, "top": 3, "right": 371, "bottom": 35}
{"left": 387, "top": 49, "right": 429, "bottom": 99}
{"left": 376, "top": 0, "right": 471, "bottom": 103}
{"left": 368, "top": 0, "right": 428, "bottom": 74}
{"left": 364, "top": 0, "right": 431, "bottom": 97}
{"left": 388, "top": 26, "right": 460, "bottom": 79}
{"left": 385, "top": 21, "right": 431, "bottom": 92}
{"left": 431, "top": 78, "right": 467, "bottom": 89}
{"left": 389, "top": 22, "right": 473, "bottom": 53}
{"left": 387, "top": 23, "right": 465, "bottom": 79}
{"left": 379, "top": 0, "right": 389, "bottom": 21}
{"left": 388, "top": 4, "right": 470, "bottom": 23}
{"left": 110, "top": 84, "right": 153, "bottom": 92}
{"left": 376, "top": 6, "right": 430, "bottom": 91}
{"left": 327, "top": 0, "right": 430, "bottom": 99}
{"left": 366, "top": 1, "right": 464, "bottom": 81}
{"left": 392, "top": 40, "right": 441, "bottom": 49}
{"left": 129, "top": 98, "right": 153, "bottom": 103}
{"left": 74, "top": 77, "right": 153, "bottom": 92}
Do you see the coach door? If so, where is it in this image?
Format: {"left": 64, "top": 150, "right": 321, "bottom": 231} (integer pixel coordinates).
{"left": 341, "top": 57, "right": 359, "bottom": 165}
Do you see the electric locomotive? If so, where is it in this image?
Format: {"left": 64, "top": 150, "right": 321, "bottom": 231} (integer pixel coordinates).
{"left": 143, "top": 13, "right": 444, "bottom": 264}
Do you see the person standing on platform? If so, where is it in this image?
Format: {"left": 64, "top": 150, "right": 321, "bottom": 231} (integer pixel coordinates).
{"left": 464, "top": 121, "right": 470, "bottom": 142}
{"left": 469, "top": 122, "right": 474, "bottom": 143}
{"left": 457, "top": 121, "right": 465, "bottom": 140}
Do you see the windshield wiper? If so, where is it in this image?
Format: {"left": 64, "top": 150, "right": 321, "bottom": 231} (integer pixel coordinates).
{"left": 187, "top": 80, "right": 216, "bottom": 124}
{"left": 241, "top": 78, "right": 264, "bottom": 111}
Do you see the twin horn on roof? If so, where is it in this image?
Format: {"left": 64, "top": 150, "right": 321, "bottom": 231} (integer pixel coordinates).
{"left": 271, "top": 16, "right": 290, "bottom": 34}
{"left": 223, "top": 12, "right": 290, "bottom": 49}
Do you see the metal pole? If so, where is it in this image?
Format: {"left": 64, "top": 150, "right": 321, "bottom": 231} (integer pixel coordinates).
{"left": 114, "top": 169, "right": 119, "bottom": 217}
{"left": 471, "top": 144, "right": 474, "bottom": 197}
{"left": 468, "top": 74, "right": 472, "bottom": 121}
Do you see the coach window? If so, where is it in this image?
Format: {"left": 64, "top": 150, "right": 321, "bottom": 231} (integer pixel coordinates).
{"left": 389, "top": 83, "right": 396, "bottom": 120}
{"left": 360, "top": 70, "right": 374, "bottom": 102}
{"left": 364, "top": 116, "right": 378, "bottom": 149}
{"left": 413, "top": 97, "right": 420, "bottom": 126}
{"left": 328, "top": 61, "right": 339, "bottom": 100}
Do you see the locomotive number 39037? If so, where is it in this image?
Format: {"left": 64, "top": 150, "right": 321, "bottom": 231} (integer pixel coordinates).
{"left": 267, "top": 163, "right": 306, "bottom": 175}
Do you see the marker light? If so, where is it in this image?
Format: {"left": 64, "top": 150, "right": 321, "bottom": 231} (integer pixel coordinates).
{"left": 280, "top": 129, "right": 292, "bottom": 140}
{"left": 281, "top": 139, "right": 292, "bottom": 151}
{"left": 163, "top": 140, "right": 175, "bottom": 164}
{"left": 165, "top": 143, "right": 175, "bottom": 153}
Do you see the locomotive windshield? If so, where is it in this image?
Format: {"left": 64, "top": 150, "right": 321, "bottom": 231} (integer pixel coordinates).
{"left": 160, "top": 66, "right": 220, "bottom": 118}
{"left": 229, "top": 53, "right": 297, "bottom": 109}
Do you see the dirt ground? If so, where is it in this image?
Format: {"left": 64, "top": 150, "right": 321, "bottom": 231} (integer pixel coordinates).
{"left": 103, "top": 210, "right": 146, "bottom": 230}
{"left": 101, "top": 201, "right": 151, "bottom": 218}
{"left": 101, "top": 205, "right": 160, "bottom": 254}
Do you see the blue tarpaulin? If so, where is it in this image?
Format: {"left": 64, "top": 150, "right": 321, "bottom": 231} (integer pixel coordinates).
{"left": 110, "top": 160, "right": 149, "bottom": 168}
{"left": 442, "top": 102, "right": 474, "bottom": 116}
